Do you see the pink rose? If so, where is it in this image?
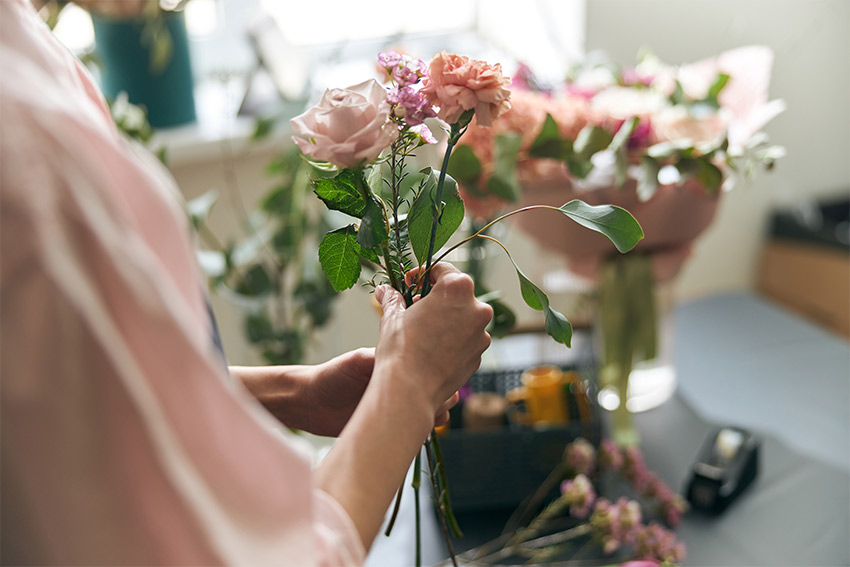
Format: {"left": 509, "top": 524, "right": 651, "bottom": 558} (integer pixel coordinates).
{"left": 290, "top": 79, "right": 398, "bottom": 169}
{"left": 421, "top": 51, "right": 511, "bottom": 127}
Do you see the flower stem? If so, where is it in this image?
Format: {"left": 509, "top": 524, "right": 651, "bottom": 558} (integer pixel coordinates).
{"left": 413, "top": 450, "right": 422, "bottom": 567}
{"left": 420, "top": 122, "right": 468, "bottom": 297}
{"left": 432, "top": 205, "right": 562, "bottom": 265}
{"left": 425, "top": 438, "right": 459, "bottom": 567}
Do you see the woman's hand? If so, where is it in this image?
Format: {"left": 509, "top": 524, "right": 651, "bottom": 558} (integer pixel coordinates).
{"left": 372, "top": 262, "right": 493, "bottom": 414}
{"left": 234, "top": 348, "right": 461, "bottom": 437}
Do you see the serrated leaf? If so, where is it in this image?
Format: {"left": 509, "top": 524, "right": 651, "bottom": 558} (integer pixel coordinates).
{"left": 447, "top": 144, "right": 482, "bottom": 187}
{"left": 558, "top": 200, "right": 643, "bottom": 253}
{"left": 487, "top": 133, "right": 522, "bottom": 202}
{"left": 313, "top": 169, "right": 367, "bottom": 218}
{"left": 356, "top": 196, "right": 388, "bottom": 250}
{"left": 407, "top": 172, "right": 465, "bottom": 264}
{"left": 318, "top": 226, "right": 362, "bottom": 291}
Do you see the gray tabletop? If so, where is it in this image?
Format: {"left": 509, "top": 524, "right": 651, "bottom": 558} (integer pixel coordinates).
{"left": 367, "top": 292, "right": 850, "bottom": 566}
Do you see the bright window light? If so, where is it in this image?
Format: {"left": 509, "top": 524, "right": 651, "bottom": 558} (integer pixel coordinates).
{"left": 259, "top": 0, "right": 477, "bottom": 46}
{"left": 186, "top": 0, "right": 219, "bottom": 38}
{"left": 51, "top": 4, "right": 95, "bottom": 53}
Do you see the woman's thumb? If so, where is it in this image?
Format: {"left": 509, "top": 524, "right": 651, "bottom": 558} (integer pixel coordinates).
{"left": 375, "top": 285, "right": 405, "bottom": 318}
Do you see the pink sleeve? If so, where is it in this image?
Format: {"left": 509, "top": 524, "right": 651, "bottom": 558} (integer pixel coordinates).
{"left": 0, "top": 2, "right": 364, "bottom": 565}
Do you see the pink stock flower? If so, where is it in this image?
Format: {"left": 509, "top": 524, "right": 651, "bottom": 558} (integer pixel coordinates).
{"left": 291, "top": 79, "right": 398, "bottom": 169}
{"left": 421, "top": 51, "right": 511, "bottom": 127}
{"left": 599, "top": 439, "right": 625, "bottom": 471}
{"left": 560, "top": 474, "right": 597, "bottom": 518}
{"left": 565, "top": 437, "right": 597, "bottom": 476}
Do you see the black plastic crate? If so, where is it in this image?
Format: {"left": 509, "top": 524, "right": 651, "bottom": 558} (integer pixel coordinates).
{"left": 438, "top": 366, "right": 602, "bottom": 513}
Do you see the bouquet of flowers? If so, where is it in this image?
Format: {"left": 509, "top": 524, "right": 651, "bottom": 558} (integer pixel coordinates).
{"left": 289, "top": 50, "right": 644, "bottom": 566}
{"left": 445, "top": 46, "right": 785, "bottom": 442}
{"left": 451, "top": 45, "right": 785, "bottom": 222}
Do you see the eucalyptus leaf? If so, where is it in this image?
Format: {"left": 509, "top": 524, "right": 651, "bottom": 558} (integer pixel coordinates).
{"left": 558, "top": 200, "right": 644, "bottom": 253}
{"left": 407, "top": 173, "right": 464, "bottom": 264}
{"left": 501, "top": 247, "right": 572, "bottom": 346}
{"left": 313, "top": 169, "right": 367, "bottom": 218}
{"left": 318, "top": 225, "right": 362, "bottom": 291}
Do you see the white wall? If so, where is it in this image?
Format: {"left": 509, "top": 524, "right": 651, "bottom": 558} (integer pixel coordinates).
{"left": 584, "top": 0, "right": 850, "bottom": 297}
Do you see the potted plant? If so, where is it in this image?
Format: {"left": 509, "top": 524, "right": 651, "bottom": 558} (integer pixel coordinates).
{"left": 37, "top": 0, "right": 197, "bottom": 128}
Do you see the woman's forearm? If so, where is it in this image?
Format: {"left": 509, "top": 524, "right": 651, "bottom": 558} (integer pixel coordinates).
{"left": 313, "top": 367, "right": 434, "bottom": 552}
{"left": 230, "top": 365, "right": 314, "bottom": 431}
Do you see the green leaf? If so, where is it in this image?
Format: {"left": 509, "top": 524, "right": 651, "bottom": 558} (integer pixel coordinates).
{"left": 609, "top": 117, "right": 637, "bottom": 187}
{"left": 252, "top": 116, "right": 276, "bottom": 140}
{"left": 647, "top": 139, "right": 695, "bottom": 159}
{"left": 558, "top": 200, "right": 644, "bottom": 253}
{"left": 574, "top": 125, "right": 613, "bottom": 160}
{"left": 245, "top": 312, "right": 275, "bottom": 342}
{"left": 529, "top": 113, "right": 573, "bottom": 160}
{"left": 706, "top": 73, "right": 730, "bottom": 106}
{"left": 669, "top": 80, "right": 684, "bottom": 105}
{"left": 695, "top": 157, "right": 723, "bottom": 194}
{"left": 506, "top": 250, "right": 572, "bottom": 346}
{"left": 186, "top": 190, "right": 219, "bottom": 230}
{"left": 407, "top": 171, "right": 465, "bottom": 264}
{"left": 366, "top": 164, "right": 383, "bottom": 197}
{"left": 637, "top": 156, "right": 660, "bottom": 201}
{"left": 447, "top": 145, "right": 482, "bottom": 187}
{"left": 313, "top": 169, "right": 367, "bottom": 218}
{"left": 235, "top": 264, "right": 275, "bottom": 296}
{"left": 487, "top": 297, "right": 517, "bottom": 339}
{"left": 356, "top": 196, "right": 388, "bottom": 250}
{"left": 487, "top": 133, "right": 523, "bottom": 202}
{"left": 318, "top": 225, "right": 362, "bottom": 291}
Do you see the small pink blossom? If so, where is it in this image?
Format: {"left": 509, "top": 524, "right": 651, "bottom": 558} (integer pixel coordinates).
{"left": 565, "top": 437, "right": 596, "bottom": 476}
{"left": 421, "top": 51, "right": 511, "bottom": 127}
{"left": 560, "top": 474, "right": 596, "bottom": 518}
{"left": 598, "top": 438, "right": 624, "bottom": 471}
{"left": 410, "top": 124, "right": 437, "bottom": 145}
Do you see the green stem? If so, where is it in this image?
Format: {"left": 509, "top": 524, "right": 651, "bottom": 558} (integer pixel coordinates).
{"left": 425, "top": 438, "right": 459, "bottom": 567}
{"left": 430, "top": 431, "right": 462, "bottom": 538}
{"left": 432, "top": 205, "right": 562, "bottom": 266}
{"left": 413, "top": 450, "right": 422, "bottom": 567}
{"left": 419, "top": 121, "right": 470, "bottom": 297}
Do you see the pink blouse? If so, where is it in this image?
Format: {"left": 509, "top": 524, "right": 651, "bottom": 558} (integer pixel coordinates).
{"left": 0, "top": 1, "right": 364, "bottom": 565}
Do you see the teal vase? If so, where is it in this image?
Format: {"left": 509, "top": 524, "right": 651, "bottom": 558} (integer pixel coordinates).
{"left": 91, "top": 11, "right": 196, "bottom": 128}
